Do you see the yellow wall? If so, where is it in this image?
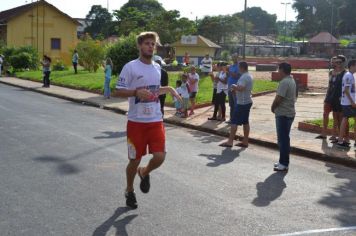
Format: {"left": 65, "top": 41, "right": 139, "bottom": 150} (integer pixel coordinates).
{"left": 6, "top": 2, "right": 78, "bottom": 65}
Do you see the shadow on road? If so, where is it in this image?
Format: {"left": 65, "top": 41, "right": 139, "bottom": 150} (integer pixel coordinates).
{"left": 252, "top": 172, "right": 287, "bottom": 207}
{"left": 33, "top": 155, "right": 81, "bottom": 175}
{"left": 94, "top": 131, "right": 126, "bottom": 139}
{"left": 199, "top": 147, "right": 245, "bottom": 167}
{"left": 318, "top": 162, "right": 356, "bottom": 226}
{"left": 187, "top": 129, "right": 225, "bottom": 144}
{"left": 92, "top": 207, "right": 137, "bottom": 236}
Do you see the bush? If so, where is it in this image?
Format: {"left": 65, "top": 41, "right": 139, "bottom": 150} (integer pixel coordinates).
{"left": 52, "top": 60, "right": 68, "bottom": 71}
{"left": 76, "top": 36, "right": 105, "bottom": 72}
{"left": 106, "top": 34, "right": 138, "bottom": 75}
{"left": 2, "top": 46, "right": 38, "bottom": 72}
{"left": 220, "top": 50, "right": 231, "bottom": 61}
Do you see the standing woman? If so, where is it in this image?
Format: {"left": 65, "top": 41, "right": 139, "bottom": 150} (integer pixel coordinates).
{"left": 72, "top": 49, "right": 79, "bottom": 74}
{"left": 41, "top": 55, "right": 51, "bottom": 88}
{"left": 103, "top": 57, "right": 113, "bottom": 99}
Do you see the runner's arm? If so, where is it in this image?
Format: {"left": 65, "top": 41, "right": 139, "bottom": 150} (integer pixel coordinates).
{"left": 160, "top": 86, "right": 182, "bottom": 103}
{"left": 116, "top": 88, "right": 152, "bottom": 100}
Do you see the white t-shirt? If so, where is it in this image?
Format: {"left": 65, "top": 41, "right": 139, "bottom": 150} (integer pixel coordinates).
{"left": 341, "top": 71, "right": 356, "bottom": 105}
{"left": 177, "top": 82, "right": 190, "bottom": 98}
{"left": 216, "top": 71, "right": 228, "bottom": 94}
{"left": 200, "top": 57, "right": 212, "bottom": 73}
{"left": 188, "top": 73, "right": 199, "bottom": 92}
{"left": 116, "top": 59, "right": 162, "bottom": 123}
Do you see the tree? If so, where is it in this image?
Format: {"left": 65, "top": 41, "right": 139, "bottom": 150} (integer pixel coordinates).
{"left": 113, "top": 0, "right": 196, "bottom": 44}
{"left": 235, "top": 7, "right": 277, "bottom": 35}
{"left": 197, "top": 15, "right": 244, "bottom": 44}
{"left": 85, "top": 5, "right": 113, "bottom": 38}
{"left": 337, "top": 0, "right": 356, "bottom": 35}
{"left": 292, "top": 0, "right": 344, "bottom": 37}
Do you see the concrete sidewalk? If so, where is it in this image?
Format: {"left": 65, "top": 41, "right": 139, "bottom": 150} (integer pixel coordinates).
{"left": 1, "top": 76, "right": 355, "bottom": 167}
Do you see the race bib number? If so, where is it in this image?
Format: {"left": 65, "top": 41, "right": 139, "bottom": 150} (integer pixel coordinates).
{"left": 137, "top": 103, "right": 157, "bottom": 119}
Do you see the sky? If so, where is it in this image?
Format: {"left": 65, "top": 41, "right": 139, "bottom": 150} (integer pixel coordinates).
{"left": 1, "top": 0, "right": 298, "bottom": 22}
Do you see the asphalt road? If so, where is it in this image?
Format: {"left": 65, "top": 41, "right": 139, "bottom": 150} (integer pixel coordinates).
{"left": 1, "top": 83, "right": 356, "bottom": 236}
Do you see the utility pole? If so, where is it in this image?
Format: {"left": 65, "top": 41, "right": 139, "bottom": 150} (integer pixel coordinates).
{"left": 281, "top": 2, "right": 291, "bottom": 56}
{"left": 242, "top": 0, "right": 247, "bottom": 59}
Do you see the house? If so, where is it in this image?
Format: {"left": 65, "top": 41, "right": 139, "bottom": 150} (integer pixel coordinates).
{"left": 0, "top": 0, "right": 80, "bottom": 64}
{"left": 171, "top": 35, "right": 221, "bottom": 65}
{"left": 74, "top": 18, "right": 91, "bottom": 38}
{"left": 307, "top": 32, "right": 339, "bottom": 58}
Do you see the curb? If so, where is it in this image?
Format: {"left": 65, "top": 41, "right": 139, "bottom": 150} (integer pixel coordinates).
{"left": 2, "top": 79, "right": 356, "bottom": 168}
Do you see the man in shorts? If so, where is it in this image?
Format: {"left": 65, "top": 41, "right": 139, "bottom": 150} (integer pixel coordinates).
{"left": 116, "top": 32, "right": 181, "bottom": 209}
{"left": 337, "top": 59, "right": 356, "bottom": 147}
{"left": 219, "top": 61, "right": 253, "bottom": 148}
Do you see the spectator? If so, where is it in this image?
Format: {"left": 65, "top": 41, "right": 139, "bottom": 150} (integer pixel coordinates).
{"left": 0, "top": 54, "right": 3, "bottom": 77}
{"left": 188, "top": 66, "right": 200, "bottom": 116}
{"left": 174, "top": 80, "right": 183, "bottom": 116}
{"left": 103, "top": 57, "right": 113, "bottom": 99}
{"left": 200, "top": 54, "right": 212, "bottom": 75}
{"left": 41, "top": 55, "right": 51, "bottom": 88}
{"left": 316, "top": 56, "right": 348, "bottom": 141}
{"left": 227, "top": 53, "right": 240, "bottom": 123}
{"left": 337, "top": 59, "right": 356, "bottom": 147}
{"left": 208, "top": 62, "right": 228, "bottom": 121}
{"left": 156, "top": 59, "right": 169, "bottom": 116}
{"left": 219, "top": 61, "right": 253, "bottom": 148}
{"left": 184, "top": 52, "right": 190, "bottom": 66}
{"left": 180, "top": 74, "right": 190, "bottom": 118}
{"left": 271, "top": 63, "right": 296, "bottom": 171}
{"left": 72, "top": 49, "right": 79, "bottom": 74}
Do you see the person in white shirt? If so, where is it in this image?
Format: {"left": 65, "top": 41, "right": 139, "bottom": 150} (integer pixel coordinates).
{"left": 116, "top": 32, "right": 181, "bottom": 209}
{"left": 337, "top": 59, "right": 356, "bottom": 147}
{"left": 188, "top": 66, "right": 200, "bottom": 116}
{"left": 208, "top": 62, "right": 228, "bottom": 121}
{"left": 200, "top": 54, "right": 213, "bottom": 75}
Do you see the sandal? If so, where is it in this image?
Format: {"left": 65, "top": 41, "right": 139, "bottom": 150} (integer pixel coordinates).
{"left": 208, "top": 117, "right": 217, "bottom": 120}
{"left": 315, "top": 135, "right": 327, "bottom": 139}
{"left": 219, "top": 143, "right": 232, "bottom": 148}
{"left": 235, "top": 142, "right": 248, "bottom": 148}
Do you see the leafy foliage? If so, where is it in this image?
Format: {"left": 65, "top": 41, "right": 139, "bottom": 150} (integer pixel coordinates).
{"left": 106, "top": 34, "right": 138, "bottom": 75}
{"left": 235, "top": 7, "right": 278, "bottom": 35}
{"left": 85, "top": 5, "right": 114, "bottom": 38}
{"left": 76, "top": 36, "right": 105, "bottom": 72}
{"left": 2, "top": 46, "right": 39, "bottom": 71}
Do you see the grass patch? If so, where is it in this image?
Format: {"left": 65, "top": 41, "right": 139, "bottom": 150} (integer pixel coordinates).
{"left": 16, "top": 69, "right": 278, "bottom": 105}
{"left": 306, "top": 118, "right": 356, "bottom": 129}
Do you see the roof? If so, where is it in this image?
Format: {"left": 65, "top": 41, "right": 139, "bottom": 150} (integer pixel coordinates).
{"left": 171, "top": 35, "right": 221, "bottom": 48}
{"left": 309, "top": 32, "right": 339, "bottom": 44}
{"left": 0, "top": 0, "right": 80, "bottom": 25}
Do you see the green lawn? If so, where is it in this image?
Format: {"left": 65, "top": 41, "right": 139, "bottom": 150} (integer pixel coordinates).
{"left": 16, "top": 69, "right": 278, "bottom": 105}
{"left": 306, "top": 118, "right": 356, "bottom": 129}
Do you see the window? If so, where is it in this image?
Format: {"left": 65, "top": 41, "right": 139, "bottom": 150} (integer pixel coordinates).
{"left": 51, "top": 38, "right": 61, "bottom": 50}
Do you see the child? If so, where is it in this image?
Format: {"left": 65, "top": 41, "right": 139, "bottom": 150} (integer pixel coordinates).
{"left": 174, "top": 80, "right": 183, "bottom": 116}
{"left": 180, "top": 74, "right": 191, "bottom": 118}
{"left": 103, "top": 57, "right": 113, "bottom": 99}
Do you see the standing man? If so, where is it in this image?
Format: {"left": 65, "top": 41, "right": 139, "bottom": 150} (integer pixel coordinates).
{"left": 219, "top": 62, "right": 253, "bottom": 148}
{"left": 188, "top": 66, "right": 200, "bottom": 116}
{"left": 156, "top": 59, "right": 169, "bottom": 117}
{"left": 337, "top": 59, "right": 356, "bottom": 147}
{"left": 116, "top": 32, "right": 181, "bottom": 209}
{"left": 200, "top": 54, "right": 212, "bottom": 75}
{"left": 227, "top": 53, "right": 240, "bottom": 123}
{"left": 72, "top": 49, "right": 79, "bottom": 74}
{"left": 271, "top": 63, "right": 296, "bottom": 171}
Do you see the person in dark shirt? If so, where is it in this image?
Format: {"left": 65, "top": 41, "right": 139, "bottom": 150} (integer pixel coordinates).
{"left": 316, "top": 55, "right": 348, "bottom": 142}
{"left": 156, "top": 59, "right": 169, "bottom": 116}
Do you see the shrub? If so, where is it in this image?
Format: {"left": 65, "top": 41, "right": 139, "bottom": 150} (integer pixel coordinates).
{"left": 3, "top": 46, "right": 38, "bottom": 72}
{"left": 76, "top": 36, "right": 105, "bottom": 72}
{"left": 52, "top": 60, "right": 68, "bottom": 71}
{"left": 106, "top": 34, "right": 138, "bottom": 75}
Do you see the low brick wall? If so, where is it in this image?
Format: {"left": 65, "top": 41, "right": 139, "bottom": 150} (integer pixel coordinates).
{"left": 245, "top": 58, "right": 329, "bottom": 69}
{"left": 272, "top": 72, "right": 308, "bottom": 89}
